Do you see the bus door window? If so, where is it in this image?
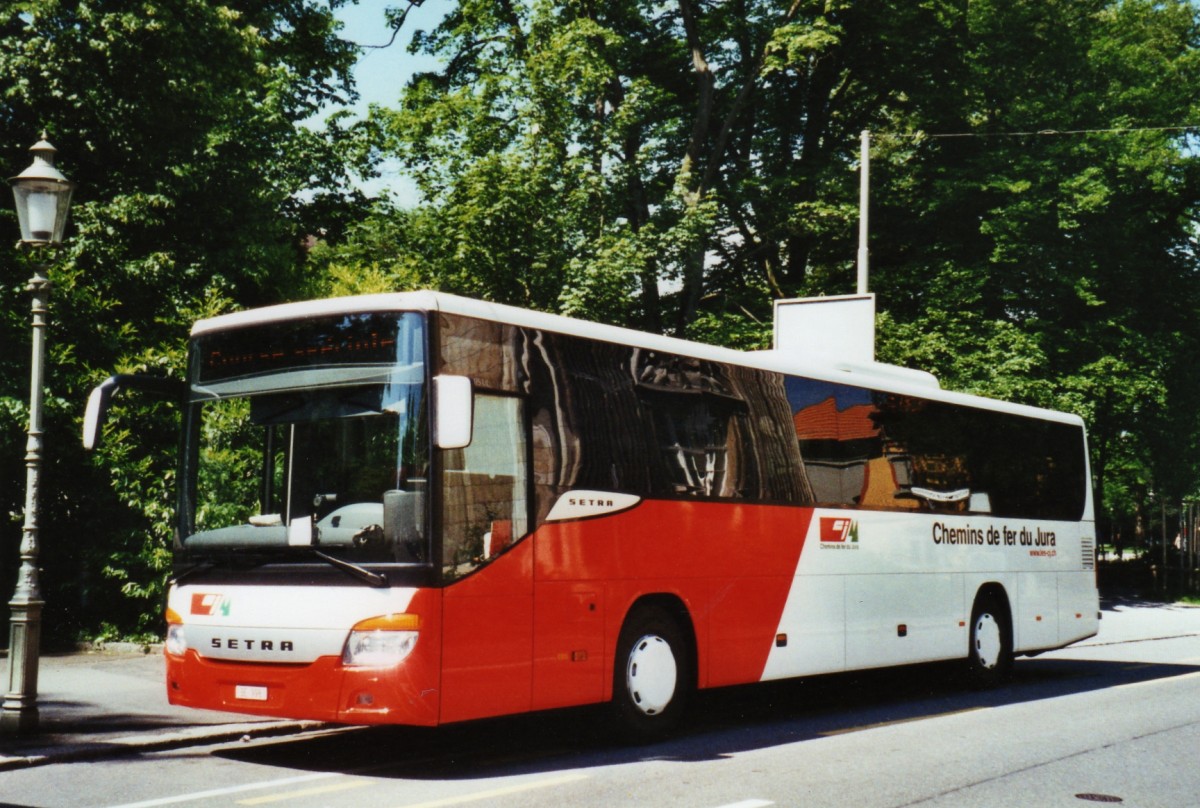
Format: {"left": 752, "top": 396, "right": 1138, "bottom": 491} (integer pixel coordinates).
{"left": 193, "top": 396, "right": 265, "bottom": 531}
{"left": 441, "top": 394, "right": 529, "bottom": 580}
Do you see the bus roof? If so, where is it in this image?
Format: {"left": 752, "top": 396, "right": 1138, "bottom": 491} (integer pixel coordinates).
{"left": 191, "top": 290, "right": 1083, "bottom": 427}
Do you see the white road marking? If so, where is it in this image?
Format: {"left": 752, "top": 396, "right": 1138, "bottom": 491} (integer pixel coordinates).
{"left": 395, "top": 773, "right": 589, "bottom": 807}
{"left": 107, "top": 772, "right": 342, "bottom": 808}
{"left": 238, "top": 778, "right": 371, "bottom": 804}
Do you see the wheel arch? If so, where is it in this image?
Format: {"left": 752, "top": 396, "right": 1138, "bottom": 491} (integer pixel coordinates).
{"left": 613, "top": 593, "right": 698, "bottom": 691}
{"left": 971, "top": 582, "right": 1014, "bottom": 646}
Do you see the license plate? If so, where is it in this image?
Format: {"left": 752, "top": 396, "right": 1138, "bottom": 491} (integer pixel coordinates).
{"left": 235, "top": 684, "right": 268, "bottom": 701}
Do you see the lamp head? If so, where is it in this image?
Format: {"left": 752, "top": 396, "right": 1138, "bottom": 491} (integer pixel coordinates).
{"left": 10, "top": 134, "right": 74, "bottom": 246}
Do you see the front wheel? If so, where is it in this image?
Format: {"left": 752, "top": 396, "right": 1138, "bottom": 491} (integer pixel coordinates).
{"left": 611, "top": 606, "right": 692, "bottom": 741}
{"left": 966, "top": 593, "right": 1013, "bottom": 687}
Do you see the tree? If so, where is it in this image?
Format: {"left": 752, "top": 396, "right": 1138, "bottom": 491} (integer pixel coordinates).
{"left": 346, "top": 1, "right": 973, "bottom": 334}
{"left": 872, "top": 0, "right": 1200, "bottom": 536}
{"left": 0, "top": 0, "right": 366, "bottom": 642}
{"left": 332, "top": 0, "right": 1200, "bottom": 545}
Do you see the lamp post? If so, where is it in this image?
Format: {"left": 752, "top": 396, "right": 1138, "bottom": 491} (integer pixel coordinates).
{"left": 2, "top": 135, "right": 74, "bottom": 735}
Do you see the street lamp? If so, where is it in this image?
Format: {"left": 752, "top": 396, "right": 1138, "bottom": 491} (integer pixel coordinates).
{"left": 2, "top": 135, "right": 74, "bottom": 735}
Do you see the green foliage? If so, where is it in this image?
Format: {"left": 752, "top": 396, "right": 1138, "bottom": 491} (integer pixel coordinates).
{"left": 868, "top": 0, "right": 1200, "bottom": 545}
{"left": 0, "top": 0, "right": 366, "bottom": 644}
{"left": 5, "top": 0, "right": 1200, "bottom": 638}
{"left": 320, "top": 0, "right": 1200, "bottom": 551}
{"left": 877, "top": 309, "right": 1058, "bottom": 406}
{"left": 193, "top": 397, "right": 269, "bottom": 533}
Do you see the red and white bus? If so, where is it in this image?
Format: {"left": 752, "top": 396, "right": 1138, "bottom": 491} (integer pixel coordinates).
{"left": 85, "top": 291, "right": 1099, "bottom": 738}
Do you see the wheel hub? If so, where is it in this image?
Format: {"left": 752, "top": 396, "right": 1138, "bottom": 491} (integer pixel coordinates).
{"left": 626, "top": 634, "right": 677, "bottom": 715}
{"left": 974, "top": 613, "right": 1002, "bottom": 669}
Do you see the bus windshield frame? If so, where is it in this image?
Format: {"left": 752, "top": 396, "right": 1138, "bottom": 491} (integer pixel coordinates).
{"left": 178, "top": 311, "right": 431, "bottom": 573}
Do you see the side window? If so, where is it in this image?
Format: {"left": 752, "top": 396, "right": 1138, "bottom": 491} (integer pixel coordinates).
{"left": 789, "top": 378, "right": 883, "bottom": 507}
{"left": 636, "top": 352, "right": 748, "bottom": 498}
{"left": 441, "top": 394, "right": 529, "bottom": 581}
{"left": 653, "top": 398, "right": 731, "bottom": 496}
{"left": 967, "top": 414, "right": 1087, "bottom": 520}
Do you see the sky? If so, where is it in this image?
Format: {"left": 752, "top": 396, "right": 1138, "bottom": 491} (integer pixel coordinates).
{"left": 325, "top": 2, "right": 450, "bottom": 201}
{"left": 332, "top": 2, "right": 447, "bottom": 117}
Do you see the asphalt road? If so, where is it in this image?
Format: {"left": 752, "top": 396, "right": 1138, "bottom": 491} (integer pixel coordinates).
{"left": 2, "top": 598, "right": 1198, "bottom": 808}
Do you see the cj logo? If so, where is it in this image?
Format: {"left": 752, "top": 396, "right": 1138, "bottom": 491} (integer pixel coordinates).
{"left": 819, "top": 517, "right": 858, "bottom": 544}
{"left": 191, "top": 593, "right": 232, "bottom": 617}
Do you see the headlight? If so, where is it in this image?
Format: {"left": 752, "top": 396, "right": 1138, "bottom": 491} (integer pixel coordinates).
{"left": 166, "top": 623, "right": 187, "bottom": 656}
{"left": 343, "top": 630, "right": 418, "bottom": 666}
{"left": 342, "top": 613, "right": 420, "bottom": 667}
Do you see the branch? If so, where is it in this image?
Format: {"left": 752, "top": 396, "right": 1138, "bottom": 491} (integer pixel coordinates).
{"left": 699, "top": 0, "right": 805, "bottom": 195}
{"left": 354, "top": 0, "right": 425, "bottom": 50}
{"left": 497, "top": 0, "right": 529, "bottom": 56}
{"left": 677, "top": 0, "right": 715, "bottom": 191}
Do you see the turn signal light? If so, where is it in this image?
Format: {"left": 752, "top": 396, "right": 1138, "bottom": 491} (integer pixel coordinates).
{"left": 351, "top": 613, "right": 420, "bottom": 631}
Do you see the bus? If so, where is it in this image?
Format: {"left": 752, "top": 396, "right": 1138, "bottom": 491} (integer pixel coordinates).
{"left": 83, "top": 290, "right": 1099, "bottom": 738}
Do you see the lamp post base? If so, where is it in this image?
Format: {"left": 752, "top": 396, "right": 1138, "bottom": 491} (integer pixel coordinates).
{"left": 0, "top": 700, "right": 40, "bottom": 736}
{"left": 1, "top": 598, "right": 44, "bottom": 736}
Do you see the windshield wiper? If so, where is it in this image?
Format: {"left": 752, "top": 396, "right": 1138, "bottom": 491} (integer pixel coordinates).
{"left": 311, "top": 548, "right": 388, "bottom": 588}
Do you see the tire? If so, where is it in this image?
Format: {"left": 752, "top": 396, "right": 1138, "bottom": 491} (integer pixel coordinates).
{"left": 966, "top": 593, "right": 1013, "bottom": 687}
{"left": 611, "top": 605, "right": 693, "bottom": 742}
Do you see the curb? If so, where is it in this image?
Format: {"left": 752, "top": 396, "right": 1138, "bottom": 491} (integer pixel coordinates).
{"left": 0, "top": 643, "right": 166, "bottom": 659}
{"left": 74, "top": 641, "right": 166, "bottom": 655}
{"left": 0, "top": 719, "right": 329, "bottom": 771}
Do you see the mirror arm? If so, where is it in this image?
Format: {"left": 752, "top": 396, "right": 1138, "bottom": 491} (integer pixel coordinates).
{"left": 83, "top": 373, "right": 187, "bottom": 450}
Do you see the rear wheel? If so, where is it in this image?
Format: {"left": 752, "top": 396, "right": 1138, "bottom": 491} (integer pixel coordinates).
{"left": 611, "top": 606, "right": 692, "bottom": 741}
{"left": 966, "top": 593, "right": 1012, "bottom": 687}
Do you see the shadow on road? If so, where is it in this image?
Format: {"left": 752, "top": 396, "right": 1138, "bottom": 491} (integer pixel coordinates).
{"left": 211, "top": 651, "right": 1199, "bottom": 781}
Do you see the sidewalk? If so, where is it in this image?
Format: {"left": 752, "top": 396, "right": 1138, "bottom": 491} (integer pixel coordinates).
{"left": 0, "top": 648, "right": 323, "bottom": 770}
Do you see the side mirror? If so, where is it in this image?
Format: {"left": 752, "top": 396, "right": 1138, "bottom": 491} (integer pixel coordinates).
{"left": 433, "top": 375, "right": 473, "bottom": 449}
{"left": 82, "top": 383, "right": 111, "bottom": 451}
{"left": 82, "top": 374, "right": 186, "bottom": 450}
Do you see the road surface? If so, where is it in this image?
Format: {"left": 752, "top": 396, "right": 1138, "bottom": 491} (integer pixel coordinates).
{"left": 3, "top": 598, "right": 1197, "bottom": 808}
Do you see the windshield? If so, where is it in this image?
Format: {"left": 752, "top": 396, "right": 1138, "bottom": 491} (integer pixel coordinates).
{"left": 181, "top": 312, "right": 429, "bottom": 566}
